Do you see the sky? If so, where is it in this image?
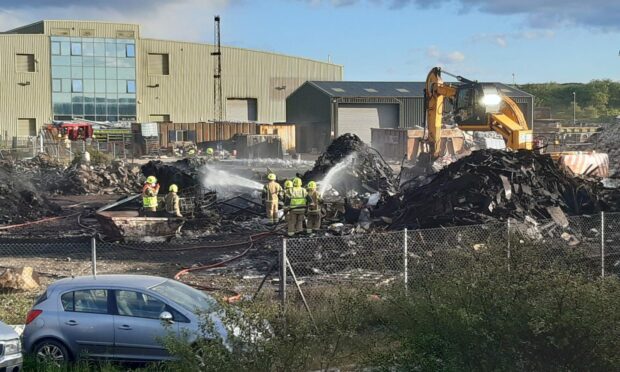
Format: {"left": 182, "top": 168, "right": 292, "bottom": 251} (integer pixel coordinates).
{"left": 0, "top": 0, "right": 618, "bottom": 84}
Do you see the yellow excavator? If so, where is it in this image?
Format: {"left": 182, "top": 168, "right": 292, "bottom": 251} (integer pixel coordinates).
{"left": 423, "top": 67, "right": 608, "bottom": 177}
{"left": 424, "top": 66, "right": 533, "bottom": 158}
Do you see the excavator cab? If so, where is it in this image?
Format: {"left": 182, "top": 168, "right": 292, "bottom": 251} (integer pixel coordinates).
{"left": 454, "top": 83, "right": 502, "bottom": 126}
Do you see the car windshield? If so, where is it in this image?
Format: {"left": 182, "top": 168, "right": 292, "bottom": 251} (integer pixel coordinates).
{"left": 150, "top": 280, "right": 218, "bottom": 313}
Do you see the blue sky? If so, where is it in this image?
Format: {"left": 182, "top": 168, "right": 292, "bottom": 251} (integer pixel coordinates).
{"left": 1, "top": 0, "right": 618, "bottom": 83}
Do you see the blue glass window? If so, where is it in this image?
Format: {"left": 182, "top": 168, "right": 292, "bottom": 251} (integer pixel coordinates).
{"left": 82, "top": 43, "right": 94, "bottom": 57}
{"left": 51, "top": 42, "right": 61, "bottom": 55}
{"left": 61, "top": 42, "right": 70, "bottom": 56}
{"left": 72, "top": 79, "right": 83, "bottom": 93}
{"left": 126, "top": 44, "right": 135, "bottom": 58}
{"left": 52, "top": 79, "right": 61, "bottom": 92}
{"left": 71, "top": 42, "right": 82, "bottom": 56}
{"left": 126, "top": 80, "right": 136, "bottom": 93}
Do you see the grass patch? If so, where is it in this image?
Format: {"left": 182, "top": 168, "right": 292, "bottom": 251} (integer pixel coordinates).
{"left": 0, "top": 291, "right": 36, "bottom": 324}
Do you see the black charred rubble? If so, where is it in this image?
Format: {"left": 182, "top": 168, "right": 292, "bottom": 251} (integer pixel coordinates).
{"left": 386, "top": 149, "right": 614, "bottom": 229}
{"left": 302, "top": 134, "right": 397, "bottom": 197}
{"left": 141, "top": 158, "right": 205, "bottom": 193}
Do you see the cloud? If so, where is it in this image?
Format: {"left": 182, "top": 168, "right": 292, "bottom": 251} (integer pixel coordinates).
{"left": 0, "top": 0, "right": 231, "bottom": 41}
{"left": 310, "top": 0, "right": 620, "bottom": 31}
{"left": 0, "top": 0, "right": 171, "bottom": 11}
{"left": 471, "top": 29, "right": 555, "bottom": 47}
{"left": 426, "top": 46, "right": 465, "bottom": 65}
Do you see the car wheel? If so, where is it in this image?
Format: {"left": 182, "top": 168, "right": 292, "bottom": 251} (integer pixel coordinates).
{"left": 34, "top": 339, "right": 70, "bottom": 367}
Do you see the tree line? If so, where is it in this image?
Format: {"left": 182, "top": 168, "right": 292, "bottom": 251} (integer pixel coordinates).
{"left": 519, "top": 80, "right": 620, "bottom": 122}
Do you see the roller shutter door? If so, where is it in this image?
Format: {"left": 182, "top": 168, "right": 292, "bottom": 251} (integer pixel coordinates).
{"left": 226, "top": 99, "right": 257, "bottom": 122}
{"left": 337, "top": 104, "right": 398, "bottom": 143}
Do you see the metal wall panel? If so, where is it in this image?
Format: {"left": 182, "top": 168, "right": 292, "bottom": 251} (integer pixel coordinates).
{"left": 42, "top": 20, "right": 140, "bottom": 38}
{"left": 0, "top": 35, "right": 52, "bottom": 139}
{"left": 137, "top": 39, "right": 343, "bottom": 124}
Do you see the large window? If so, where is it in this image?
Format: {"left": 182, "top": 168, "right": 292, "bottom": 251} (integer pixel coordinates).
{"left": 50, "top": 36, "right": 136, "bottom": 121}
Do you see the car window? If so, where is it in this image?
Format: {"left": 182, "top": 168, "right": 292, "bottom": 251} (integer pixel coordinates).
{"left": 61, "top": 290, "right": 108, "bottom": 314}
{"left": 151, "top": 280, "right": 218, "bottom": 313}
{"left": 115, "top": 290, "right": 167, "bottom": 319}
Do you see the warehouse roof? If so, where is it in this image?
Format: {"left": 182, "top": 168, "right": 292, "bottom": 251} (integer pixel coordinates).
{"left": 306, "top": 81, "right": 533, "bottom": 98}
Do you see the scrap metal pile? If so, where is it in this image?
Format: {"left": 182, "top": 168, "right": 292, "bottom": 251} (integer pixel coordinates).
{"left": 388, "top": 149, "right": 606, "bottom": 229}
{"left": 302, "top": 133, "right": 396, "bottom": 197}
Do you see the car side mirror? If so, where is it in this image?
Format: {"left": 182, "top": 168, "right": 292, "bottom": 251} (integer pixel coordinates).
{"left": 159, "top": 311, "right": 174, "bottom": 324}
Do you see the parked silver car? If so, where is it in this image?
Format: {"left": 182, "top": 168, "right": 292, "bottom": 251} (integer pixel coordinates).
{"left": 22, "top": 275, "right": 228, "bottom": 363}
{"left": 0, "top": 320, "right": 23, "bottom": 372}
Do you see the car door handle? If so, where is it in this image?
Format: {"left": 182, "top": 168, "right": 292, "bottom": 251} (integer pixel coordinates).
{"left": 65, "top": 320, "right": 79, "bottom": 326}
{"left": 118, "top": 325, "right": 133, "bottom": 330}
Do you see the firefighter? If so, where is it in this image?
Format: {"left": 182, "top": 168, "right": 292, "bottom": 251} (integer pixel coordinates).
{"left": 206, "top": 147, "right": 215, "bottom": 161}
{"left": 287, "top": 177, "right": 308, "bottom": 236}
{"left": 142, "top": 176, "right": 160, "bottom": 215}
{"left": 306, "top": 181, "right": 322, "bottom": 233}
{"left": 283, "top": 179, "right": 293, "bottom": 199}
{"left": 262, "top": 173, "right": 283, "bottom": 224}
{"left": 165, "top": 184, "right": 182, "bottom": 218}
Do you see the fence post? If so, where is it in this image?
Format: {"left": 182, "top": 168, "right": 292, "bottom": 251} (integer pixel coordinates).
{"left": 280, "top": 238, "right": 287, "bottom": 311}
{"left": 507, "top": 220, "right": 511, "bottom": 272}
{"left": 403, "top": 228, "right": 408, "bottom": 293}
{"left": 91, "top": 236, "right": 97, "bottom": 277}
{"left": 601, "top": 212, "right": 605, "bottom": 278}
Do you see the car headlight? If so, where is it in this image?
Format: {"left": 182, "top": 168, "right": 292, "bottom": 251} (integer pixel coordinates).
{"left": 3, "top": 339, "right": 21, "bottom": 355}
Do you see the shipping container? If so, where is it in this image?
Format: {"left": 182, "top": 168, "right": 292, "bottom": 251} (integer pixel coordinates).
{"left": 258, "top": 123, "right": 296, "bottom": 154}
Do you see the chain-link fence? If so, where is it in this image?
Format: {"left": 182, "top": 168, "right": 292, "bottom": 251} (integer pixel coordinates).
{"left": 283, "top": 212, "right": 620, "bottom": 314}
{"left": 1, "top": 212, "right": 619, "bottom": 317}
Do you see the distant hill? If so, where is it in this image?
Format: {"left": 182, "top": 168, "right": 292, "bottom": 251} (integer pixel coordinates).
{"left": 519, "top": 80, "right": 620, "bottom": 122}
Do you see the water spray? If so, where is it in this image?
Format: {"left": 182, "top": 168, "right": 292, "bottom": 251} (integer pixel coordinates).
{"left": 319, "top": 153, "right": 356, "bottom": 197}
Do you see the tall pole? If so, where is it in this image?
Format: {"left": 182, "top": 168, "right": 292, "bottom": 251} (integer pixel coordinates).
{"left": 211, "top": 16, "right": 223, "bottom": 138}
{"left": 573, "top": 91, "right": 576, "bottom": 125}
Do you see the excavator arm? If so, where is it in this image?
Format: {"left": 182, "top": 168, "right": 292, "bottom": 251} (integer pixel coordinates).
{"left": 424, "top": 67, "right": 533, "bottom": 158}
{"left": 424, "top": 67, "right": 457, "bottom": 158}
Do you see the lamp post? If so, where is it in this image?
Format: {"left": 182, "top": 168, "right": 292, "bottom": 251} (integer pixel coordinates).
{"left": 572, "top": 92, "right": 576, "bottom": 125}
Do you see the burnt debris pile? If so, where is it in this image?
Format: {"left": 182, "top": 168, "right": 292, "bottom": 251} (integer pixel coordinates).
{"left": 0, "top": 160, "right": 60, "bottom": 224}
{"left": 302, "top": 134, "right": 396, "bottom": 196}
{"left": 53, "top": 161, "right": 143, "bottom": 195}
{"left": 141, "top": 158, "right": 205, "bottom": 193}
{"left": 597, "top": 124, "right": 620, "bottom": 178}
{"left": 389, "top": 149, "right": 603, "bottom": 229}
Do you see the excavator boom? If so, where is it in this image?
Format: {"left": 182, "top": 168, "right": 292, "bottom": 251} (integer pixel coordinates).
{"left": 424, "top": 67, "right": 533, "bottom": 157}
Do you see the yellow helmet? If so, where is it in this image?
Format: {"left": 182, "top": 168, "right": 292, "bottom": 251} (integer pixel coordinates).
{"left": 284, "top": 180, "right": 293, "bottom": 189}
{"left": 206, "top": 148, "right": 214, "bottom": 155}
{"left": 169, "top": 184, "right": 178, "bottom": 193}
{"left": 307, "top": 181, "right": 317, "bottom": 190}
{"left": 146, "top": 176, "right": 157, "bottom": 184}
{"left": 267, "top": 173, "right": 276, "bottom": 181}
{"left": 293, "top": 178, "right": 302, "bottom": 187}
